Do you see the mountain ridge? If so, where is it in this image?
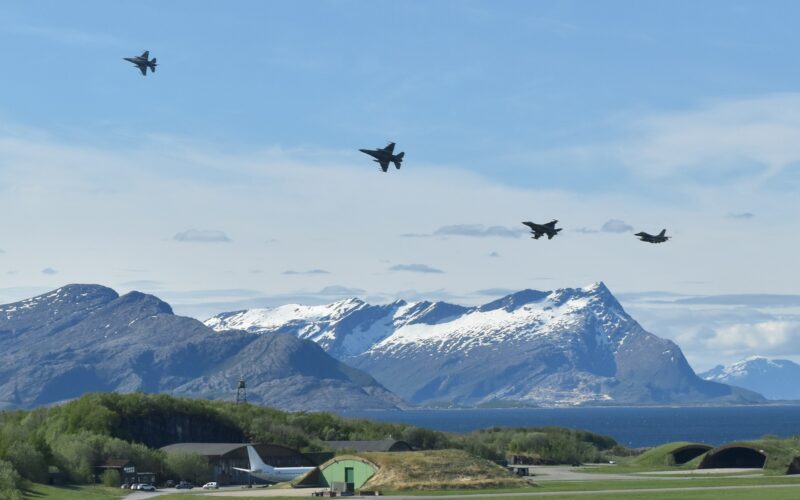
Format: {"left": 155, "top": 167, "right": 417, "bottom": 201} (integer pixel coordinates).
{"left": 700, "top": 356, "right": 800, "bottom": 401}
{"left": 206, "top": 282, "right": 764, "bottom": 407}
{"left": 0, "top": 284, "right": 403, "bottom": 411}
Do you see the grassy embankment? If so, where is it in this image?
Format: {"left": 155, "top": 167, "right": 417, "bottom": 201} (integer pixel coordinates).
{"left": 359, "top": 450, "right": 527, "bottom": 491}
{"left": 21, "top": 483, "right": 123, "bottom": 499}
{"left": 583, "top": 437, "right": 800, "bottom": 475}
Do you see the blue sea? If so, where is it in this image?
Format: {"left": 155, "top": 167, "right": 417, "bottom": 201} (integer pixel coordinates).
{"left": 338, "top": 406, "right": 800, "bottom": 448}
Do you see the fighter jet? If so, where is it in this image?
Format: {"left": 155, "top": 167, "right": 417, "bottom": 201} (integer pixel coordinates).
{"left": 359, "top": 142, "right": 405, "bottom": 172}
{"left": 124, "top": 50, "right": 157, "bottom": 76}
{"left": 635, "top": 229, "right": 670, "bottom": 244}
{"left": 522, "top": 220, "right": 562, "bottom": 240}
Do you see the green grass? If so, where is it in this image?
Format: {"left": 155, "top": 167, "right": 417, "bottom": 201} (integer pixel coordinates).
{"left": 382, "top": 475, "right": 800, "bottom": 495}
{"left": 22, "top": 483, "right": 124, "bottom": 499}
{"left": 504, "top": 485, "right": 800, "bottom": 500}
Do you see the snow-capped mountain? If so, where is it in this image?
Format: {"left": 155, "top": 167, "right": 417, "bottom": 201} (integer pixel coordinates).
{"left": 700, "top": 357, "right": 800, "bottom": 400}
{"left": 206, "top": 283, "right": 764, "bottom": 406}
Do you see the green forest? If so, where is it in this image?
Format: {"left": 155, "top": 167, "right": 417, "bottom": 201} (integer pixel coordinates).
{"left": 0, "top": 392, "right": 621, "bottom": 498}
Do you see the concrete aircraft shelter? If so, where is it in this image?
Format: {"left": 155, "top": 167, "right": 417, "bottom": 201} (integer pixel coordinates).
{"left": 698, "top": 445, "right": 767, "bottom": 469}
{"left": 668, "top": 444, "right": 712, "bottom": 465}
{"left": 296, "top": 456, "right": 378, "bottom": 492}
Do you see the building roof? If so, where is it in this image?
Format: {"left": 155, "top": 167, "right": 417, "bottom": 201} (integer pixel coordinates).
{"left": 323, "top": 440, "right": 412, "bottom": 452}
{"left": 98, "top": 458, "right": 132, "bottom": 468}
{"left": 160, "top": 443, "right": 254, "bottom": 457}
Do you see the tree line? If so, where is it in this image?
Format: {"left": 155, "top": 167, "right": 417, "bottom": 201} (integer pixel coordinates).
{"left": 0, "top": 392, "right": 621, "bottom": 496}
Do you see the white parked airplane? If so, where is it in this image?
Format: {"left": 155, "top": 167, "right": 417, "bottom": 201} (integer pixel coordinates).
{"left": 233, "top": 445, "right": 315, "bottom": 483}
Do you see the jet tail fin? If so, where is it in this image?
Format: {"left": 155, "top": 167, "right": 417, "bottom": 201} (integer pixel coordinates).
{"left": 149, "top": 58, "right": 157, "bottom": 72}
{"left": 393, "top": 152, "right": 404, "bottom": 169}
{"left": 658, "top": 229, "right": 666, "bottom": 237}
{"left": 246, "top": 445, "right": 273, "bottom": 472}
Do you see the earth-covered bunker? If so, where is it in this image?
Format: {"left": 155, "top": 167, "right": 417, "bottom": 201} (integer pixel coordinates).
{"left": 787, "top": 457, "right": 800, "bottom": 475}
{"left": 669, "top": 444, "right": 712, "bottom": 465}
{"left": 698, "top": 445, "right": 767, "bottom": 469}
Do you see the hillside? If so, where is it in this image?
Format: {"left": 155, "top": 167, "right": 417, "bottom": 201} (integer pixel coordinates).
{"left": 207, "top": 283, "right": 764, "bottom": 406}
{"left": 0, "top": 285, "right": 402, "bottom": 411}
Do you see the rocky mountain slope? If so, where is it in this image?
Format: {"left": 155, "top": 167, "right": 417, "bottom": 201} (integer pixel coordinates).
{"left": 207, "top": 283, "right": 764, "bottom": 406}
{"left": 700, "top": 357, "right": 800, "bottom": 400}
{"left": 0, "top": 285, "right": 403, "bottom": 411}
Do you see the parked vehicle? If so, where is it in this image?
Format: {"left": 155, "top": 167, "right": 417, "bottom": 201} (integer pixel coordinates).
{"left": 176, "top": 481, "right": 194, "bottom": 489}
{"left": 139, "top": 484, "right": 156, "bottom": 491}
{"left": 202, "top": 482, "right": 219, "bottom": 489}
{"left": 120, "top": 484, "right": 130, "bottom": 489}
{"left": 130, "top": 483, "right": 140, "bottom": 490}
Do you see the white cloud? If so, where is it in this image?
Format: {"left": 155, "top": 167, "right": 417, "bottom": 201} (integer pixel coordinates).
{"left": 601, "top": 219, "right": 634, "bottom": 233}
{"left": 706, "top": 320, "right": 800, "bottom": 355}
{"left": 41, "top": 267, "right": 58, "bottom": 275}
{"left": 433, "top": 224, "right": 525, "bottom": 238}
{"left": 389, "top": 264, "right": 445, "bottom": 274}
{"left": 618, "top": 93, "right": 800, "bottom": 180}
{"left": 282, "top": 269, "right": 331, "bottom": 275}
{"left": 174, "top": 229, "right": 231, "bottom": 243}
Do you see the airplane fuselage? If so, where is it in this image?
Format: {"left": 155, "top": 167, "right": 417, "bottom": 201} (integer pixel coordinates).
{"left": 244, "top": 466, "right": 315, "bottom": 483}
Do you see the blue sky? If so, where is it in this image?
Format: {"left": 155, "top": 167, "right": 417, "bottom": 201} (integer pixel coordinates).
{"left": 2, "top": 1, "right": 800, "bottom": 369}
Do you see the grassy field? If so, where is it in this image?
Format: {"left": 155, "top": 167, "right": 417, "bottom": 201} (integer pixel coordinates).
{"left": 21, "top": 483, "right": 124, "bottom": 499}
{"left": 381, "top": 474, "right": 800, "bottom": 495}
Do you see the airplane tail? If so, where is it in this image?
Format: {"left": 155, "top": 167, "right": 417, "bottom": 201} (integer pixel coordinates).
{"left": 149, "top": 59, "right": 157, "bottom": 72}
{"left": 393, "top": 152, "right": 404, "bottom": 170}
{"left": 246, "top": 445, "right": 274, "bottom": 473}
{"left": 658, "top": 229, "right": 666, "bottom": 237}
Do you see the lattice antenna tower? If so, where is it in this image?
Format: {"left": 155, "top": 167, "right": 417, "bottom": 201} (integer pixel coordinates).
{"left": 236, "top": 376, "right": 247, "bottom": 404}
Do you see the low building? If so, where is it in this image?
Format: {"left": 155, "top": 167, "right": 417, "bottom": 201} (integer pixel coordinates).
{"left": 160, "top": 442, "right": 318, "bottom": 485}
{"left": 323, "top": 439, "right": 413, "bottom": 453}
{"left": 93, "top": 458, "right": 154, "bottom": 486}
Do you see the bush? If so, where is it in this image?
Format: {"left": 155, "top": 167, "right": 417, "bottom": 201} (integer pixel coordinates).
{"left": 0, "top": 459, "right": 23, "bottom": 500}
{"left": 164, "top": 452, "right": 212, "bottom": 485}
{"left": 100, "top": 468, "right": 121, "bottom": 487}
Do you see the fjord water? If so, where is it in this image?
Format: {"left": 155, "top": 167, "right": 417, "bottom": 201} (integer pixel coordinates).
{"left": 340, "top": 406, "right": 800, "bottom": 447}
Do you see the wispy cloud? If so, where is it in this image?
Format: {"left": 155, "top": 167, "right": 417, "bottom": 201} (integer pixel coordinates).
{"left": 389, "top": 263, "right": 445, "bottom": 274}
{"left": 488, "top": 251, "right": 500, "bottom": 258}
{"left": 119, "top": 280, "right": 165, "bottom": 289}
{"left": 433, "top": 224, "right": 525, "bottom": 238}
{"left": 173, "top": 229, "right": 231, "bottom": 243}
{"left": 474, "top": 288, "right": 516, "bottom": 296}
{"left": 282, "top": 269, "right": 331, "bottom": 275}
{"left": 3, "top": 22, "right": 124, "bottom": 47}
{"left": 41, "top": 267, "right": 58, "bottom": 275}
{"left": 727, "top": 212, "right": 755, "bottom": 219}
{"left": 601, "top": 219, "right": 634, "bottom": 233}
{"left": 318, "top": 285, "right": 366, "bottom": 295}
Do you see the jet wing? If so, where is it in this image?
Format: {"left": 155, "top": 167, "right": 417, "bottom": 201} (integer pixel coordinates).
{"left": 382, "top": 142, "right": 396, "bottom": 153}
{"left": 138, "top": 65, "right": 147, "bottom": 76}
{"left": 544, "top": 220, "right": 558, "bottom": 228}
{"left": 378, "top": 160, "right": 390, "bottom": 172}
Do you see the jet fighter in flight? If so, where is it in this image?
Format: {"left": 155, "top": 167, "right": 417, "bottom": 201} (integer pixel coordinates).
{"left": 124, "top": 50, "right": 157, "bottom": 76}
{"left": 635, "top": 229, "right": 670, "bottom": 244}
{"left": 522, "top": 220, "right": 562, "bottom": 240}
{"left": 359, "top": 142, "right": 405, "bottom": 172}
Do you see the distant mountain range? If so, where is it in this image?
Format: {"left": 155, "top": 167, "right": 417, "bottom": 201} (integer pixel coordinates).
{"left": 206, "top": 283, "right": 764, "bottom": 407}
{"left": 0, "top": 285, "right": 402, "bottom": 411}
{"left": 700, "top": 357, "right": 800, "bottom": 401}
